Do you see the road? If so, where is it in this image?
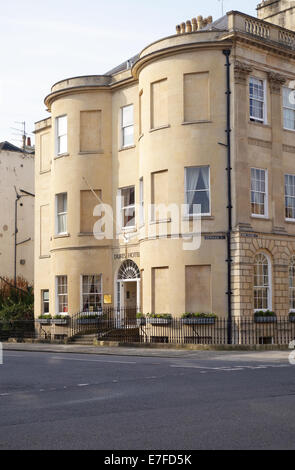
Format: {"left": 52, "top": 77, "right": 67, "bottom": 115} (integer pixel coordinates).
{"left": 0, "top": 348, "right": 295, "bottom": 450}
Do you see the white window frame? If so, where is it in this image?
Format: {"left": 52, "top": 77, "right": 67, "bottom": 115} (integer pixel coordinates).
{"left": 55, "top": 276, "right": 68, "bottom": 315}
{"left": 283, "top": 87, "right": 295, "bottom": 131}
{"left": 253, "top": 253, "right": 272, "bottom": 313}
{"left": 285, "top": 174, "right": 295, "bottom": 221}
{"left": 55, "top": 193, "right": 68, "bottom": 235}
{"left": 80, "top": 274, "right": 103, "bottom": 313}
{"left": 41, "top": 290, "right": 49, "bottom": 315}
{"left": 139, "top": 178, "right": 144, "bottom": 226}
{"left": 55, "top": 115, "right": 68, "bottom": 156}
{"left": 184, "top": 166, "right": 211, "bottom": 217}
{"left": 121, "top": 105, "right": 134, "bottom": 148}
{"left": 118, "top": 186, "right": 136, "bottom": 230}
{"left": 251, "top": 168, "right": 268, "bottom": 219}
{"left": 249, "top": 77, "right": 267, "bottom": 124}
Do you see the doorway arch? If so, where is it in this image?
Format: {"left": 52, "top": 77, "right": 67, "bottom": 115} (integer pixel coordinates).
{"left": 116, "top": 259, "right": 141, "bottom": 312}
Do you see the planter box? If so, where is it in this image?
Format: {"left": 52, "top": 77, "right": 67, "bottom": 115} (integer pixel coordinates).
{"left": 146, "top": 318, "right": 172, "bottom": 326}
{"left": 37, "top": 319, "right": 52, "bottom": 325}
{"left": 137, "top": 318, "right": 146, "bottom": 326}
{"left": 77, "top": 318, "right": 100, "bottom": 325}
{"left": 182, "top": 318, "right": 216, "bottom": 325}
{"left": 52, "top": 319, "right": 69, "bottom": 326}
{"left": 254, "top": 316, "right": 277, "bottom": 324}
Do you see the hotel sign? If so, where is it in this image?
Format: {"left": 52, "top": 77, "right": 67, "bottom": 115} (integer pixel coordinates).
{"left": 114, "top": 252, "right": 140, "bottom": 260}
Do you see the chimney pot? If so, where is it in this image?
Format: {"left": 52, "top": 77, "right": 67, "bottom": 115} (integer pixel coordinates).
{"left": 186, "top": 20, "right": 192, "bottom": 33}
{"left": 192, "top": 17, "right": 198, "bottom": 31}
{"left": 180, "top": 22, "right": 186, "bottom": 34}
{"left": 176, "top": 24, "right": 181, "bottom": 34}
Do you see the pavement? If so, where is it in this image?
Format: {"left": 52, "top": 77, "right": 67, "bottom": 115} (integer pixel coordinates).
{"left": 0, "top": 344, "right": 295, "bottom": 450}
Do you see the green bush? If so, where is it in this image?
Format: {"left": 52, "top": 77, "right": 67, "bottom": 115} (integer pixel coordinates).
{"left": 181, "top": 313, "right": 217, "bottom": 319}
{"left": 254, "top": 310, "right": 276, "bottom": 318}
{"left": 146, "top": 314, "right": 172, "bottom": 320}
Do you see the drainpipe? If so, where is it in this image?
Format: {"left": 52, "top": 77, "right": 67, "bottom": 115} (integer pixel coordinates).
{"left": 223, "top": 49, "right": 233, "bottom": 345}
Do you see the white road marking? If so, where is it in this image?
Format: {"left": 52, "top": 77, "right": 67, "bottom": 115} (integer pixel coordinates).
{"left": 78, "top": 384, "right": 89, "bottom": 387}
{"left": 0, "top": 393, "right": 10, "bottom": 397}
{"left": 50, "top": 356, "right": 137, "bottom": 365}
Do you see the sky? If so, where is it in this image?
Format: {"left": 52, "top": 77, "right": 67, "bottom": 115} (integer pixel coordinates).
{"left": 0, "top": 0, "right": 259, "bottom": 146}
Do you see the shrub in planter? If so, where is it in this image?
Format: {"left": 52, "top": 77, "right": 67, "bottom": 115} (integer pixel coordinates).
{"left": 254, "top": 311, "right": 277, "bottom": 323}
{"left": 136, "top": 313, "right": 146, "bottom": 326}
{"left": 146, "top": 314, "right": 172, "bottom": 325}
{"left": 37, "top": 314, "right": 52, "bottom": 325}
{"left": 52, "top": 315, "right": 69, "bottom": 325}
{"left": 289, "top": 312, "right": 295, "bottom": 323}
{"left": 181, "top": 313, "right": 217, "bottom": 325}
{"left": 77, "top": 314, "right": 100, "bottom": 324}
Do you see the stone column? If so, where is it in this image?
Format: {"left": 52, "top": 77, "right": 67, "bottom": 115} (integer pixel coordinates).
{"left": 268, "top": 72, "right": 287, "bottom": 234}
{"left": 233, "top": 61, "right": 253, "bottom": 231}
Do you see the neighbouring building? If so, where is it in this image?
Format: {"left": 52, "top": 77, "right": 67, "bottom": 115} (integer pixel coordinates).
{"left": 35, "top": 0, "right": 295, "bottom": 323}
{"left": 0, "top": 141, "right": 34, "bottom": 284}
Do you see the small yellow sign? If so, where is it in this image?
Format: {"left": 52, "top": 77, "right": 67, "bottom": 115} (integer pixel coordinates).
{"left": 104, "top": 295, "right": 112, "bottom": 305}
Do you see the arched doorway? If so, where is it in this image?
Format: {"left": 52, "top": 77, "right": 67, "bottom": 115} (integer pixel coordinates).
{"left": 116, "top": 260, "right": 141, "bottom": 316}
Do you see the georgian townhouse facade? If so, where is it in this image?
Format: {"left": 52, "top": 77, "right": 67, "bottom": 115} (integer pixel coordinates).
{"left": 35, "top": 1, "right": 295, "bottom": 321}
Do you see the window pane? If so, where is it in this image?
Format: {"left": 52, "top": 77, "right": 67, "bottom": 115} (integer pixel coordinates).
{"left": 58, "top": 116, "right": 67, "bottom": 136}
{"left": 58, "top": 135, "right": 67, "bottom": 154}
{"left": 122, "top": 187, "right": 135, "bottom": 207}
{"left": 123, "top": 207, "right": 135, "bottom": 227}
{"left": 123, "top": 126, "right": 134, "bottom": 147}
{"left": 122, "top": 105, "right": 134, "bottom": 127}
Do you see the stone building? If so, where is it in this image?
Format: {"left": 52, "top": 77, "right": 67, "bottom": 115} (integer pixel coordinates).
{"left": 0, "top": 141, "right": 34, "bottom": 284}
{"left": 34, "top": 0, "right": 295, "bottom": 320}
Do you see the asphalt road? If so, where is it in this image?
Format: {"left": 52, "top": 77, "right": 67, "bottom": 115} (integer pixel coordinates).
{"left": 1, "top": 349, "right": 295, "bottom": 450}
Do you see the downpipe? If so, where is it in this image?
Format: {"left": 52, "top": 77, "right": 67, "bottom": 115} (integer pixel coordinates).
{"left": 223, "top": 49, "right": 233, "bottom": 345}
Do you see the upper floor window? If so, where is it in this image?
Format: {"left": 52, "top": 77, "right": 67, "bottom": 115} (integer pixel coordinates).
{"left": 139, "top": 178, "right": 144, "bottom": 226}
{"left": 56, "top": 115, "right": 68, "bottom": 155}
{"left": 81, "top": 275, "right": 102, "bottom": 313}
{"left": 254, "top": 253, "right": 272, "bottom": 312}
{"left": 56, "top": 193, "right": 67, "bottom": 235}
{"left": 285, "top": 174, "right": 295, "bottom": 220}
{"left": 119, "top": 186, "right": 135, "bottom": 229}
{"left": 283, "top": 87, "right": 295, "bottom": 131}
{"left": 251, "top": 168, "right": 268, "bottom": 217}
{"left": 121, "top": 105, "right": 134, "bottom": 148}
{"left": 249, "top": 77, "right": 266, "bottom": 123}
{"left": 185, "top": 166, "right": 210, "bottom": 216}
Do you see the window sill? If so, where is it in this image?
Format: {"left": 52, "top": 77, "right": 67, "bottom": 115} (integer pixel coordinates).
{"left": 40, "top": 169, "right": 51, "bottom": 175}
{"left": 182, "top": 120, "right": 212, "bottom": 125}
{"left": 285, "top": 219, "right": 295, "bottom": 224}
{"left": 54, "top": 153, "right": 70, "bottom": 160}
{"left": 79, "top": 150, "right": 104, "bottom": 155}
{"left": 183, "top": 215, "right": 214, "bottom": 221}
{"left": 251, "top": 215, "right": 270, "bottom": 220}
{"left": 150, "top": 218, "right": 171, "bottom": 225}
{"left": 54, "top": 233, "right": 70, "bottom": 239}
{"left": 283, "top": 128, "right": 295, "bottom": 134}
{"left": 249, "top": 121, "right": 270, "bottom": 128}
{"left": 120, "top": 227, "right": 137, "bottom": 234}
{"left": 78, "top": 232, "right": 94, "bottom": 237}
{"left": 119, "top": 145, "right": 136, "bottom": 152}
{"left": 149, "top": 125, "right": 170, "bottom": 133}
{"left": 39, "top": 255, "right": 51, "bottom": 259}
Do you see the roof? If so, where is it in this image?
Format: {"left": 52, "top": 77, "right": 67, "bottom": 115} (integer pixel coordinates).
{"left": 105, "top": 16, "right": 227, "bottom": 76}
{"left": 0, "top": 141, "right": 23, "bottom": 153}
{"left": 106, "top": 54, "right": 140, "bottom": 75}
{"left": 201, "top": 15, "right": 228, "bottom": 32}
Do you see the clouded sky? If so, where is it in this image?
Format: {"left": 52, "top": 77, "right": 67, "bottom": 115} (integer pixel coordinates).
{"left": 0, "top": 0, "right": 259, "bottom": 146}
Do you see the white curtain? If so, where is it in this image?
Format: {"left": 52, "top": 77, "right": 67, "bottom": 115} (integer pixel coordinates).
{"left": 186, "top": 167, "right": 201, "bottom": 205}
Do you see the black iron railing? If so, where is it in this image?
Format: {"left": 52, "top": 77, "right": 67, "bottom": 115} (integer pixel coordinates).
{"left": 1, "top": 312, "right": 295, "bottom": 346}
